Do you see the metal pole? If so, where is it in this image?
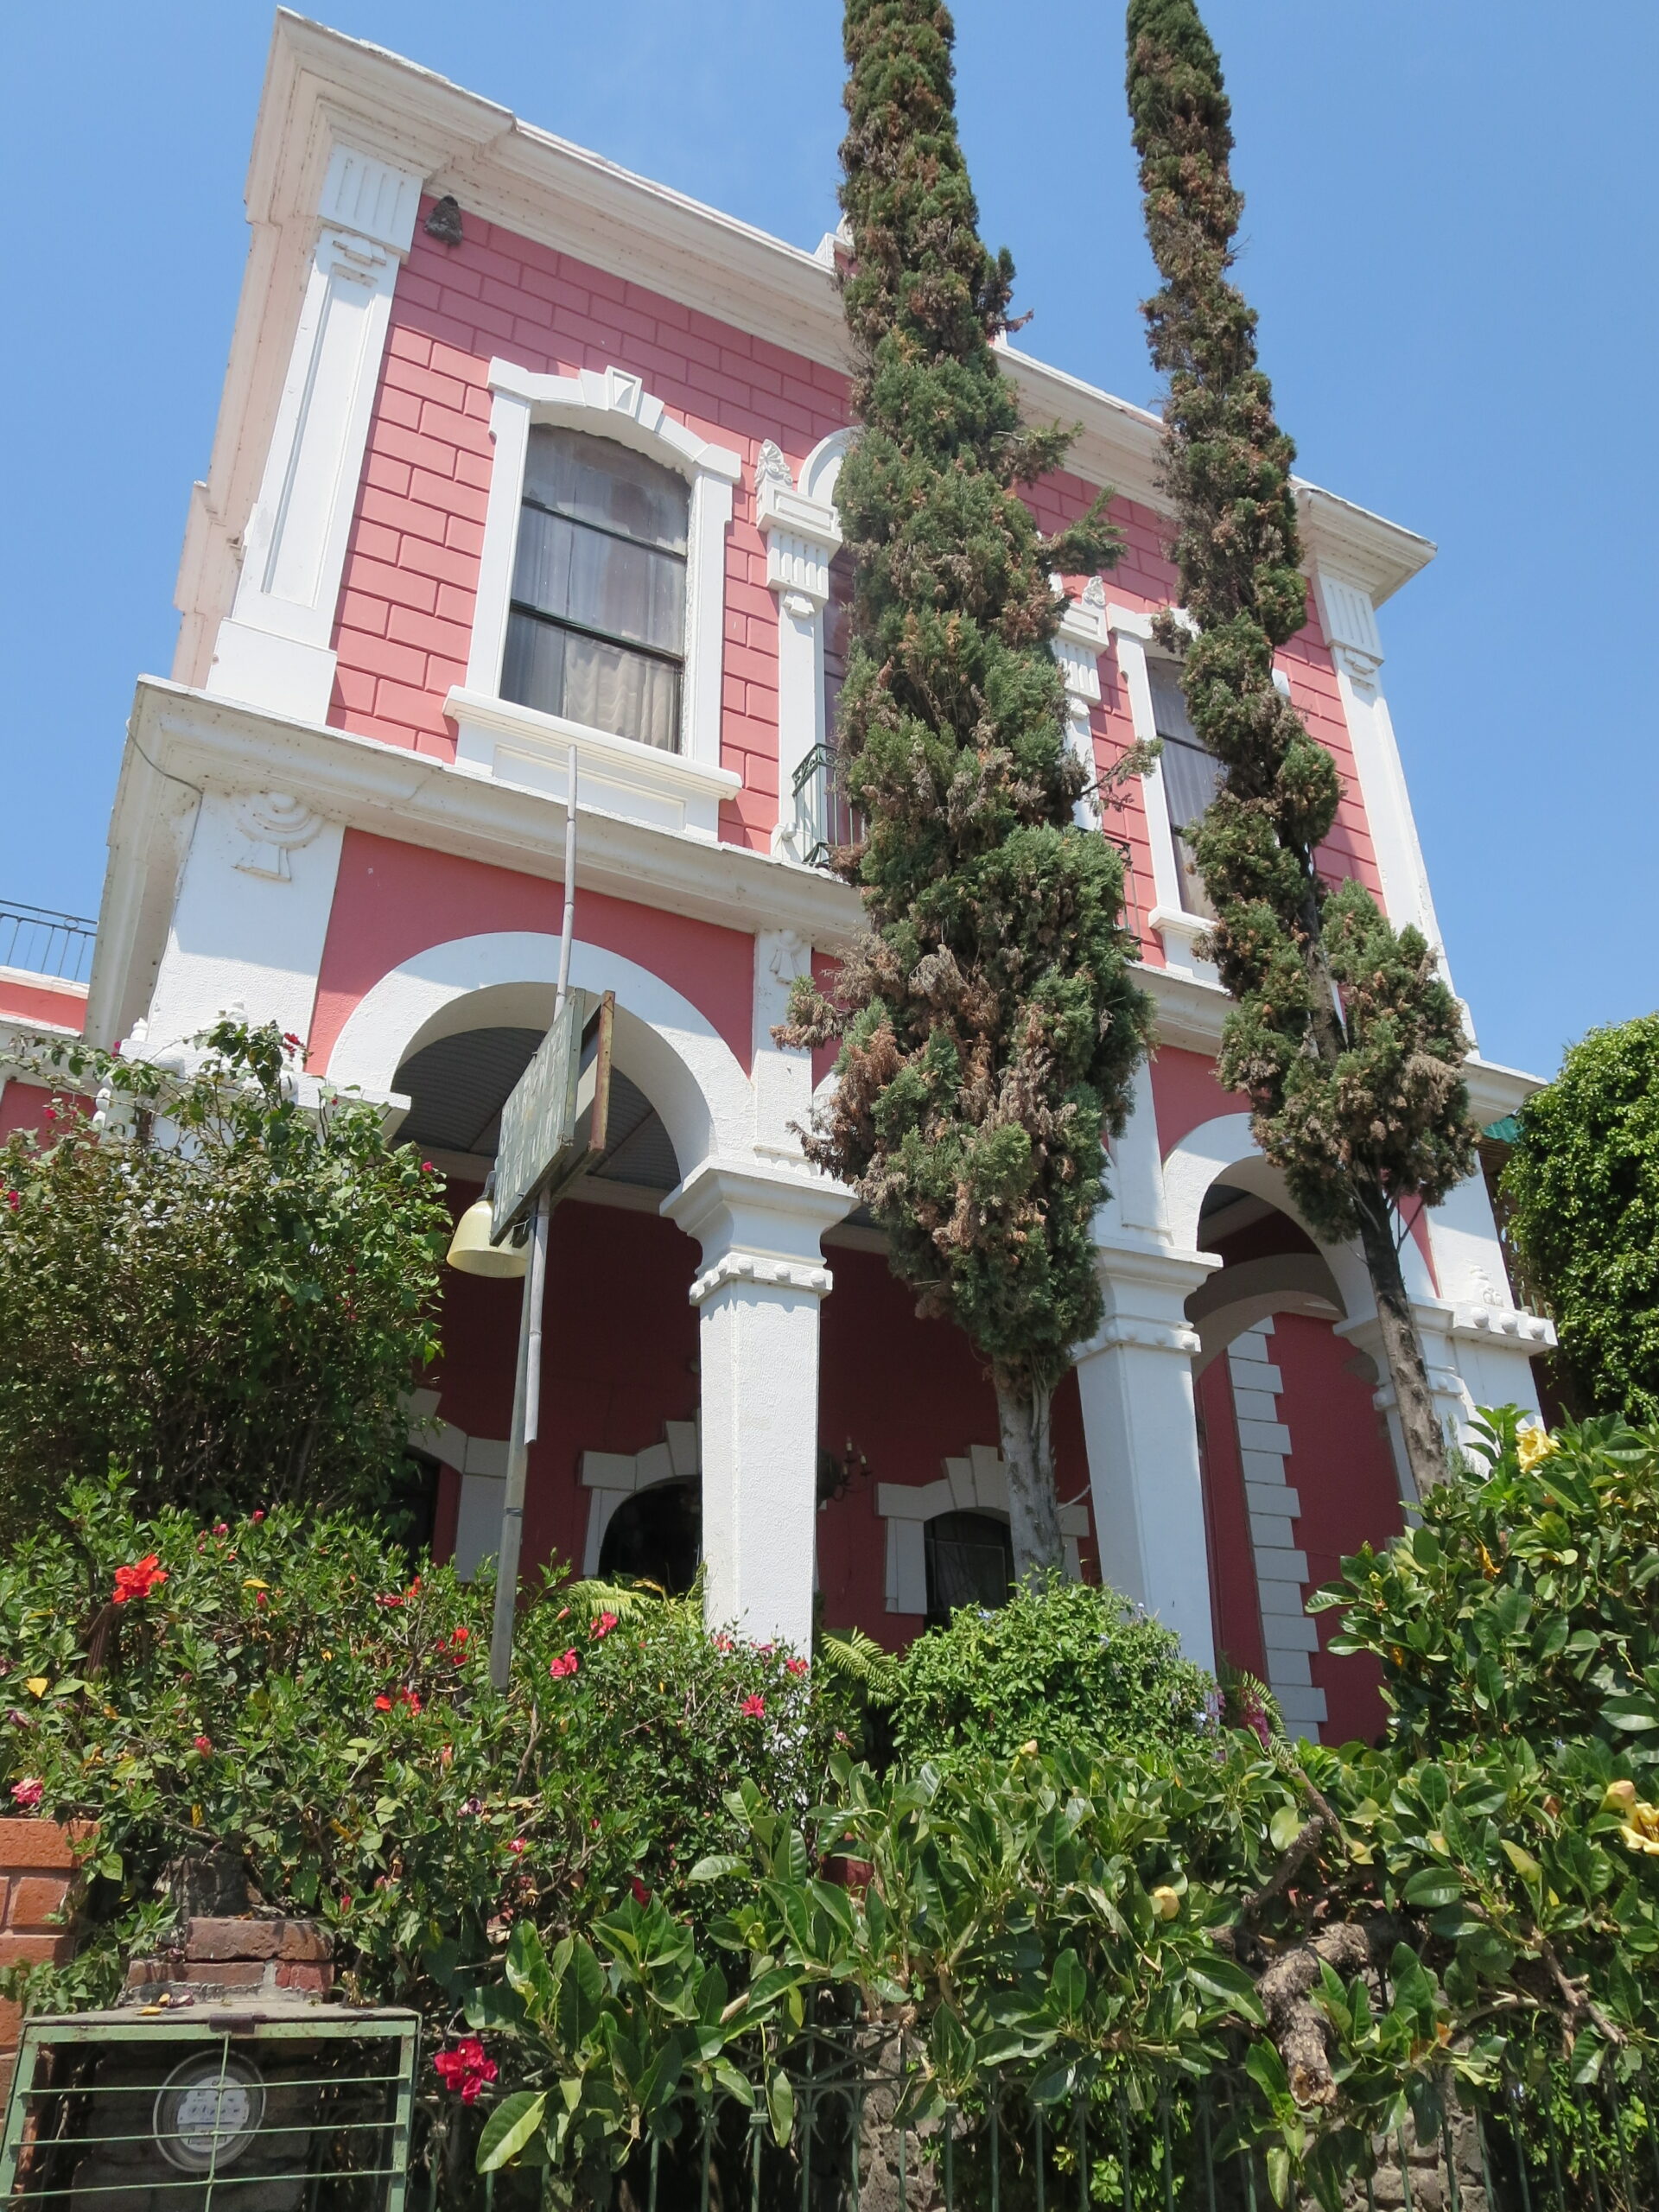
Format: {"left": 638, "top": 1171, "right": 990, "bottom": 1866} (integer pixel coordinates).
{"left": 486, "top": 744, "right": 577, "bottom": 1693}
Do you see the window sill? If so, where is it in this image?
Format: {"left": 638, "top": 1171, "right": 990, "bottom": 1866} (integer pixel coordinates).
{"left": 1149, "top": 903, "right": 1220, "bottom": 983}
{"left": 445, "top": 686, "right": 741, "bottom": 842}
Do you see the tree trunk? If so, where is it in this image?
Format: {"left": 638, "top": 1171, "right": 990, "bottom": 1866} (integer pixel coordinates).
{"left": 995, "top": 1376, "right": 1065, "bottom": 1580}
{"left": 1353, "top": 1195, "right": 1450, "bottom": 1496}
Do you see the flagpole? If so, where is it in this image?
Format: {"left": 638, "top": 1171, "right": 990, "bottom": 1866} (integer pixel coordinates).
{"left": 488, "top": 741, "right": 579, "bottom": 1693}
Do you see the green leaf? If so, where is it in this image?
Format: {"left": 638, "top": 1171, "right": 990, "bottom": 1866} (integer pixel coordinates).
{"left": 1188, "top": 1955, "right": 1265, "bottom": 2024}
{"left": 1404, "top": 1868, "right": 1465, "bottom": 1910}
{"left": 1500, "top": 1838, "right": 1542, "bottom": 1885}
{"left": 1269, "top": 1803, "right": 1303, "bottom": 1853}
{"left": 689, "top": 1854, "right": 747, "bottom": 1884}
{"left": 477, "top": 2091, "right": 548, "bottom": 2174}
{"left": 766, "top": 2067, "right": 795, "bottom": 2150}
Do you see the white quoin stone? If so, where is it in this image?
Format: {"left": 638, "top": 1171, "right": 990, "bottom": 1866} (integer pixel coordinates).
{"left": 664, "top": 1161, "right": 852, "bottom": 1649}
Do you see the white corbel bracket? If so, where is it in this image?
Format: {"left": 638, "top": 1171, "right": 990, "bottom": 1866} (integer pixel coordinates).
{"left": 233, "top": 791, "right": 325, "bottom": 880}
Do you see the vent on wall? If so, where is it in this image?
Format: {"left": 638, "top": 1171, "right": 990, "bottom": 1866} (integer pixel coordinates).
{"left": 0, "top": 2007, "right": 418, "bottom": 2208}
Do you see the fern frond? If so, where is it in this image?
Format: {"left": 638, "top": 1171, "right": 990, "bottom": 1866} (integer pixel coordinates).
{"left": 816, "top": 1627, "right": 900, "bottom": 1696}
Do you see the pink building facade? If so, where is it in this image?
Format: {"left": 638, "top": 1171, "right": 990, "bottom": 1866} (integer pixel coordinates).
{"left": 0, "top": 19, "right": 1554, "bottom": 1741}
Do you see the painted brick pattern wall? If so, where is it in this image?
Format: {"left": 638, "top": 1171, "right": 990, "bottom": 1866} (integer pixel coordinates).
{"left": 0, "top": 1819, "right": 80, "bottom": 2104}
{"left": 328, "top": 202, "right": 853, "bottom": 850}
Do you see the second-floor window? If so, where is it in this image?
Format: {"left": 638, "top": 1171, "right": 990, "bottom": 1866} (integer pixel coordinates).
{"left": 502, "top": 426, "right": 689, "bottom": 753}
{"left": 1147, "top": 658, "right": 1222, "bottom": 919}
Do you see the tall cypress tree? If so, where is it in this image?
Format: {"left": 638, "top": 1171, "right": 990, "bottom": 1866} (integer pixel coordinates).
{"left": 779, "top": 0, "right": 1153, "bottom": 1573}
{"left": 1125, "top": 0, "right": 1477, "bottom": 1492}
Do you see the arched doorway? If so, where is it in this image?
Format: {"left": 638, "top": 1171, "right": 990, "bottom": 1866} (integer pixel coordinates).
{"left": 923, "top": 1510, "right": 1014, "bottom": 1626}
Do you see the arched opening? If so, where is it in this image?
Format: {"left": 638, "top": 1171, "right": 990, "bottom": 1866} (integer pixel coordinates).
{"left": 597, "top": 1478, "right": 701, "bottom": 1594}
{"left": 923, "top": 1510, "right": 1014, "bottom": 1627}
{"left": 1182, "top": 1173, "right": 1400, "bottom": 1745}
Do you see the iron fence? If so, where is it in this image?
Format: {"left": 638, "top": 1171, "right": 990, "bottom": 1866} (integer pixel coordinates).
{"left": 0, "top": 901, "right": 97, "bottom": 987}
{"left": 415, "top": 2026, "right": 1659, "bottom": 2212}
{"left": 790, "top": 747, "right": 864, "bottom": 872}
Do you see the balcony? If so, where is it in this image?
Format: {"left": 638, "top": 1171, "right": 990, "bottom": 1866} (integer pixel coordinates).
{"left": 789, "top": 743, "right": 864, "bottom": 871}
{"left": 0, "top": 900, "right": 96, "bottom": 987}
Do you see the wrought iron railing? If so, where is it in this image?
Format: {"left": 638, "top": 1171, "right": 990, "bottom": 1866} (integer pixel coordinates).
{"left": 791, "top": 745, "right": 864, "bottom": 871}
{"left": 419, "top": 2023, "right": 1659, "bottom": 2209}
{"left": 0, "top": 899, "right": 97, "bottom": 986}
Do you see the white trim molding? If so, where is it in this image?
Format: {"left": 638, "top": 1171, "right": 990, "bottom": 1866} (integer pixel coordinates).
{"left": 206, "top": 143, "right": 423, "bottom": 723}
{"left": 876, "top": 1444, "right": 1088, "bottom": 1615}
{"left": 756, "top": 431, "right": 850, "bottom": 862}
{"left": 450, "top": 359, "right": 741, "bottom": 842}
{"left": 407, "top": 1389, "right": 511, "bottom": 1583}
{"left": 580, "top": 1418, "right": 701, "bottom": 1575}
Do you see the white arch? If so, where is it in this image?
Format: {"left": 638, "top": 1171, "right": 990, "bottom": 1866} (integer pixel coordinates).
{"left": 325, "top": 931, "right": 753, "bottom": 1177}
{"left": 1162, "top": 1109, "right": 1437, "bottom": 1310}
{"left": 799, "top": 425, "right": 855, "bottom": 510}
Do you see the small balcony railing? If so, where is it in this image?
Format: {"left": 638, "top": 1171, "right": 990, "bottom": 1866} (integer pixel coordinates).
{"left": 790, "top": 743, "right": 865, "bottom": 871}
{"left": 0, "top": 900, "right": 97, "bottom": 987}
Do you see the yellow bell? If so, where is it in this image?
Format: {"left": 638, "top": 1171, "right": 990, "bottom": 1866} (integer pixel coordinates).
{"left": 445, "top": 1195, "right": 528, "bottom": 1278}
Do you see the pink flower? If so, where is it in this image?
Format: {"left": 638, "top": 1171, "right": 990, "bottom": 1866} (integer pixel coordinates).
{"left": 10, "top": 1777, "right": 44, "bottom": 1809}
{"left": 112, "top": 1555, "right": 168, "bottom": 1605}
{"left": 213, "top": 1522, "right": 229, "bottom": 1537}
{"left": 192, "top": 1735, "right": 213, "bottom": 1754}
{"left": 740, "top": 1694, "right": 766, "bottom": 1719}
{"left": 590, "top": 1611, "right": 619, "bottom": 1641}
{"left": 712, "top": 1633, "right": 734, "bottom": 1654}
{"left": 250, "top": 1510, "right": 265, "bottom": 1524}
{"left": 5, "top": 1192, "right": 18, "bottom": 1211}
{"left": 549, "top": 1649, "right": 580, "bottom": 1679}
{"left": 422, "top": 1160, "right": 436, "bottom": 1174}
{"left": 434, "top": 2037, "right": 497, "bottom": 2106}
{"left": 43, "top": 1106, "right": 58, "bottom": 1122}
{"left": 785, "top": 1657, "right": 809, "bottom": 1676}
{"left": 509, "top": 1837, "right": 526, "bottom": 1856}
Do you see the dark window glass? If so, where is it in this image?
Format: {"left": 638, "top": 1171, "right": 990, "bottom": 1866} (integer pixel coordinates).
{"left": 1147, "top": 658, "right": 1221, "bottom": 920}
{"left": 502, "top": 427, "right": 689, "bottom": 753}
{"left": 597, "top": 1478, "right": 701, "bottom": 1596}
{"left": 924, "top": 1510, "right": 1014, "bottom": 1627}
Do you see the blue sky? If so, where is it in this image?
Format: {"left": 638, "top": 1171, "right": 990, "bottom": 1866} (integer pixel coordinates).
{"left": 6, "top": 3, "right": 1654, "bottom": 1078}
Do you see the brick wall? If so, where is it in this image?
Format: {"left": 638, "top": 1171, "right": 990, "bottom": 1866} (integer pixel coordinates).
{"left": 0, "top": 1818, "right": 81, "bottom": 2106}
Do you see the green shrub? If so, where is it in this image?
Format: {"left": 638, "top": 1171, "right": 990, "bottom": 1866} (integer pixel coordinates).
{"left": 1503, "top": 1013, "right": 1659, "bottom": 1422}
{"left": 0, "top": 1483, "right": 855, "bottom": 2037}
{"left": 0, "top": 1020, "right": 450, "bottom": 1530}
{"left": 1312, "top": 1408, "right": 1659, "bottom": 1770}
{"left": 880, "top": 1574, "right": 1215, "bottom": 1764}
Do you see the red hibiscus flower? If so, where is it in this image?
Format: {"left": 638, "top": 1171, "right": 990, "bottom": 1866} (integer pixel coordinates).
{"left": 192, "top": 1735, "right": 213, "bottom": 1754}
{"left": 630, "top": 1875, "right": 652, "bottom": 1906}
{"left": 712, "top": 1633, "right": 734, "bottom": 1654}
{"left": 434, "top": 2038, "right": 497, "bottom": 2105}
{"left": 549, "top": 1649, "right": 579, "bottom": 1680}
{"left": 250, "top": 1510, "right": 265, "bottom": 1524}
{"left": 10, "top": 1777, "right": 44, "bottom": 1809}
{"left": 785, "top": 1657, "right": 809, "bottom": 1676}
{"left": 509, "top": 1838, "right": 526, "bottom": 1856}
{"left": 590, "top": 1611, "right": 619, "bottom": 1640}
{"left": 740, "top": 1694, "right": 766, "bottom": 1719}
{"left": 374, "top": 1695, "right": 393, "bottom": 1713}
{"left": 112, "top": 1555, "right": 168, "bottom": 1605}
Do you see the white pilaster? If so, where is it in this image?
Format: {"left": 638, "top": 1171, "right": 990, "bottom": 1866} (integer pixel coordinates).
{"left": 1309, "top": 564, "right": 1454, "bottom": 1000}
{"left": 664, "top": 1161, "right": 852, "bottom": 1649}
{"left": 207, "top": 144, "right": 423, "bottom": 724}
{"left": 751, "top": 927, "right": 814, "bottom": 1158}
{"left": 1424, "top": 1169, "right": 1553, "bottom": 1417}
{"left": 140, "top": 787, "right": 344, "bottom": 1061}
{"left": 1106, "top": 602, "right": 1216, "bottom": 981}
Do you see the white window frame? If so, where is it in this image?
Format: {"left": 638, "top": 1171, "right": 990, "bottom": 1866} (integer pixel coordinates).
{"left": 876, "top": 1444, "right": 1087, "bottom": 1614}
{"left": 1107, "top": 603, "right": 1219, "bottom": 978}
{"left": 447, "top": 361, "right": 743, "bottom": 842}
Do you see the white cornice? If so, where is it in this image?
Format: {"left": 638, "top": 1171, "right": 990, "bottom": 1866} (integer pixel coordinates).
{"left": 175, "top": 10, "right": 1437, "bottom": 683}
{"left": 89, "top": 678, "right": 864, "bottom": 1052}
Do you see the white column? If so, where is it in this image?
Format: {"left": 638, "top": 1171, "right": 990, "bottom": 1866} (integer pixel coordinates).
{"left": 664, "top": 1162, "right": 851, "bottom": 1649}
{"left": 207, "top": 144, "right": 423, "bottom": 724}
{"left": 1075, "top": 1061, "right": 1220, "bottom": 1669}
{"left": 755, "top": 442, "right": 842, "bottom": 860}
{"left": 139, "top": 788, "right": 343, "bottom": 1064}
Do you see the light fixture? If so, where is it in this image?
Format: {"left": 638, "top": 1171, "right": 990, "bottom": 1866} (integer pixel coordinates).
{"left": 446, "top": 1177, "right": 528, "bottom": 1278}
